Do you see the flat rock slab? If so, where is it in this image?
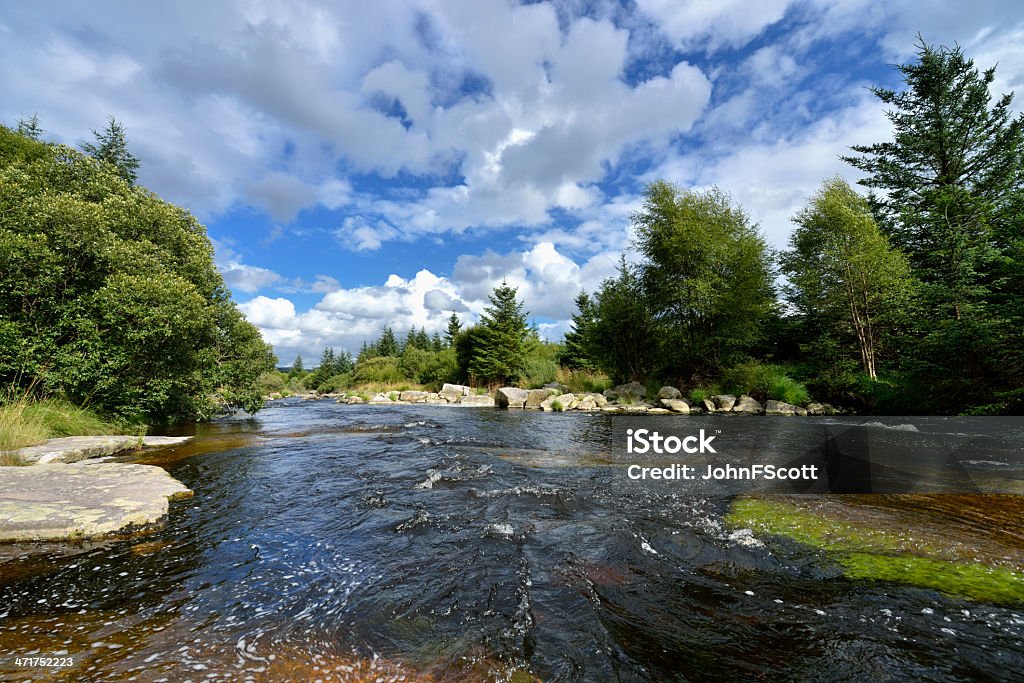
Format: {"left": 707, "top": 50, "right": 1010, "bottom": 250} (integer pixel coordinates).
{"left": 13, "top": 435, "right": 192, "bottom": 464}
{"left": 0, "top": 462, "right": 192, "bottom": 542}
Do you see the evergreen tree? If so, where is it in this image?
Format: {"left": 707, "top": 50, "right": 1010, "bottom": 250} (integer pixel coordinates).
{"left": 334, "top": 349, "right": 354, "bottom": 375}
{"left": 289, "top": 354, "right": 304, "bottom": 377}
{"left": 81, "top": 115, "right": 141, "bottom": 184}
{"left": 431, "top": 331, "right": 443, "bottom": 352}
{"left": 781, "top": 178, "right": 916, "bottom": 382}
{"left": 469, "top": 281, "right": 530, "bottom": 385}
{"left": 445, "top": 313, "right": 462, "bottom": 346}
{"left": 16, "top": 113, "right": 44, "bottom": 140}
{"left": 357, "top": 341, "right": 373, "bottom": 362}
{"left": 588, "top": 258, "right": 657, "bottom": 383}
{"left": 415, "top": 327, "right": 431, "bottom": 350}
{"left": 376, "top": 327, "right": 399, "bottom": 357}
{"left": 560, "top": 291, "right": 597, "bottom": 369}
{"left": 843, "top": 37, "right": 1024, "bottom": 411}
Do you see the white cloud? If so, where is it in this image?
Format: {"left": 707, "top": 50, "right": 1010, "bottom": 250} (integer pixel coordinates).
{"left": 636, "top": 0, "right": 793, "bottom": 51}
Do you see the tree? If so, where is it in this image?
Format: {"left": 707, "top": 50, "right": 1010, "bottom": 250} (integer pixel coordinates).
{"left": 560, "top": 291, "right": 597, "bottom": 369}
{"left": 289, "top": 354, "right": 304, "bottom": 377}
{"left": 0, "top": 124, "right": 274, "bottom": 421}
{"left": 632, "top": 181, "right": 776, "bottom": 378}
{"left": 781, "top": 178, "right": 915, "bottom": 380}
{"left": 16, "top": 113, "right": 44, "bottom": 140}
{"left": 468, "top": 281, "right": 530, "bottom": 386}
{"left": 376, "top": 327, "right": 399, "bottom": 357}
{"left": 588, "top": 258, "right": 657, "bottom": 383}
{"left": 431, "top": 331, "right": 443, "bottom": 351}
{"left": 842, "top": 37, "right": 1023, "bottom": 317}
{"left": 81, "top": 115, "right": 141, "bottom": 184}
{"left": 445, "top": 313, "right": 462, "bottom": 346}
{"left": 843, "top": 37, "right": 1024, "bottom": 411}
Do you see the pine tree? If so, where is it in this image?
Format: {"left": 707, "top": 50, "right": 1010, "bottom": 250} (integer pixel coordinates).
{"left": 289, "top": 354, "right": 304, "bottom": 377}
{"left": 82, "top": 116, "right": 141, "bottom": 184}
{"left": 415, "top": 327, "right": 431, "bottom": 350}
{"left": 376, "top": 327, "right": 399, "bottom": 357}
{"left": 561, "top": 291, "right": 597, "bottom": 369}
{"left": 445, "top": 313, "right": 462, "bottom": 346}
{"left": 469, "top": 281, "right": 530, "bottom": 386}
{"left": 431, "top": 332, "right": 443, "bottom": 352}
{"left": 16, "top": 113, "right": 44, "bottom": 140}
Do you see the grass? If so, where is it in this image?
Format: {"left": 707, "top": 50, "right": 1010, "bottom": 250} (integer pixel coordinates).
{"left": 556, "top": 368, "right": 613, "bottom": 395}
{"left": 0, "top": 394, "right": 122, "bottom": 465}
{"left": 721, "top": 361, "right": 811, "bottom": 405}
{"left": 726, "top": 497, "right": 1024, "bottom": 605}
{"left": 687, "top": 386, "right": 721, "bottom": 405}
{"left": 550, "top": 399, "right": 564, "bottom": 412}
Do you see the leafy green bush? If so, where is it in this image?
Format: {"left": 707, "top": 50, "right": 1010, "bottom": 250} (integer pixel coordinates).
{"left": 256, "top": 371, "right": 287, "bottom": 394}
{"left": 722, "top": 361, "right": 810, "bottom": 405}
{"left": 351, "top": 356, "right": 405, "bottom": 385}
{"left": 417, "top": 348, "right": 460, "bottom": 389}
{"left": 522, "top": 357, "right": 559, "bottom": 388}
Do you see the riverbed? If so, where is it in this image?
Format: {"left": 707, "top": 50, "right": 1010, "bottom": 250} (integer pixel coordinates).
{"left": 1, "top": 400, "right": 1022, "bottom": 681}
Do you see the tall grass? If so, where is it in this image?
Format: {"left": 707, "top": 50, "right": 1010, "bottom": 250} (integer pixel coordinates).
{"left": 721, "top": 362, "right": 811, "bottom": 405}
{"left": 0, "top": 392, "right": 120, "bottom": 464}
{"left": 556, "top": 368, "right": 613, "bottom": 395}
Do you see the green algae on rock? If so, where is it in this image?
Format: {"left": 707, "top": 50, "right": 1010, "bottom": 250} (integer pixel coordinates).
{"left": 726, "top": 495, "right": 1024, "bottom": 605}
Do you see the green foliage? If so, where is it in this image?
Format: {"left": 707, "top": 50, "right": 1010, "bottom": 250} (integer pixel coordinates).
{"left": 376, "top": 327, "right": 399, "bottom": 357}
{"left": 0, "top": 125, "right": 274, "bottom": 422}
{"left": 256, "top": 371, "right": 287, "bottom": 394}
{"left": 1, "top": 392, "right": 120, "bottom": 455}
{"left": 550, "top": 399, "right": 564, "bottom": 412}
{"left": 81, "top": 116, "right": 140, "bottom": 185}
{"left": 556, "top": 368, "right": 613, "bottom": 394}
{"left": 445, "top": 313, "right": 462, "bottom": 346}
{"left": 16, "top": 113, "right": 44, "bottom": 141}
{"left": 782, "top": 177, "right": 915, "bottom": 380}
{"left": 587, "top": 258, "right": 657, "bottom": 383}
{"left": 633, "top": 181, "right": 776, "bottom": 377}
{"left": 520, "top": 339, "right": 561, "bottom": 388}
{"left": 843, "top": 37, "right": 1024, "bottom": 412}
{"left": 467, "top": 281, "right": 530, "bottom": 386}
{"left": 560, "top": 291, "right": 597, "bottom": 369}
{"left": 721, "top": 362, "right": 810, "bottom": 405}
{"left": 416, "top": 347, "right": 460, "bottom": 388}
{"left": 350, "top": 356, "right": 405, "bottom": 385}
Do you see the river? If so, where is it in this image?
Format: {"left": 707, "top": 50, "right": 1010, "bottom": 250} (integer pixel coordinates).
{"left": 1, "top": 400, "right": 1022, "bottom": 681}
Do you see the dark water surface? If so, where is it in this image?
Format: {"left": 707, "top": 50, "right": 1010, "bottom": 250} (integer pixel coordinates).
{"left": 1, "top": 401, "right": 1023, "bottom": 681}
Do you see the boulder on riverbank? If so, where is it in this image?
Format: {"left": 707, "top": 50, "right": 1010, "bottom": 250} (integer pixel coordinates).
{"left": 525, "top": 388, "right": 558, "bottom": 408}
{"left": 732, "top": 395, "right": 763, "bottom": 414}
{"left": 496, "top": 387, "right": 530, "bottom": 408}
{"left": 765, "top": 400, "right": 808, "bottom": 416}
{"left": 0, "top": 462, "right": 193, "bottom": 542}
{"left": 660, "top": 398, "right": 691, "bottom": 413}
{"left": 657, "top": 386, "right": 682, "bottom": 400}
{"left": 460, "top": 394, "right": 495, "bottom": 406}
{"left": 440, "top": 383, "right": 472, "bottom": 403}
{"left": 13, "top": 435, "right": 193, "bottom": 465}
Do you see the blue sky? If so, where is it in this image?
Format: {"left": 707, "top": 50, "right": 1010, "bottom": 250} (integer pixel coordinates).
{"left": 3, "top": 1, "right": 1023, "bottom": 365}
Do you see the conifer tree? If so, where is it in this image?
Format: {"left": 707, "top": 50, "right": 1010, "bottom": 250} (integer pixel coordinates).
{"left": 376, "top": 327, "right": 399, "bottom": 357}
{"left": 445, "top": 313, "right": 462, "bottom": 346}
{"left": 82, "top": 115, "right": 141, "bottom": 184}
{"left": 561, "top": 291, "right": 597, "bottom": 369}
{"left": 431, "top": 332, "right": 443, "bottom": 352}
{"left": 469, "top": 281, "right": 529, "bottom": 386}
{"left": 16, "top": 113, "right": 44, "bottom": 140}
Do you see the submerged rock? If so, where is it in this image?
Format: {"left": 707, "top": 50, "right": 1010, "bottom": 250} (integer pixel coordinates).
{"left": 0, "top": 462, "right": 192, "bottom": 542}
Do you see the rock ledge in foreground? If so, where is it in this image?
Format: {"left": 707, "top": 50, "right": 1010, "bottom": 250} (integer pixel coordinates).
{"left": 0, "top": 462, "right": 193, "bottom": 542}
{"left": 13, "top": 435, "right": 192, "bottom": 465}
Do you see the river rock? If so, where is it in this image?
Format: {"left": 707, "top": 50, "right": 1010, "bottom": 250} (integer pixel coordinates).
{"left": 660, "top": 398, "right": 691, "bottom": 414}
{"left": 711, "top": 394, "right": 737, "bottom": 411}
{"left": 13, "top": 435, "right": 191, "bottom": 465}
{"left": 541, "top": 393, "right": 577, "bottom": 411}
{"left": 344, "top": 396, "right": 365, "bottom": 404}
{"left": 496, "top": 387, "right": 530, "bottom": 408}
{"left": 0, "top": 462, "right": 193, "bottom": 542}
{"left": 543, "top": 382, "right": 570, "bottom": 393}
{"left": 460, "top": 394, "right": 495, "bottom": 406}
{"left": 732, "top": 395, "right": 763, "bottom": 414}
{"left": 584, "top": 392, "right": 608, "bottom": 407}
{"left": 439, "top": 383, "right": 472, "bottom": 403}
{"left": 425, "top": 392, "right": 446, "bottom": 403}
{"left": 612, "top": 381, "right": 646, "bottom": 399}
{"left": 369, "top": 392, "right": 394, "bottom": 403}
{"left": 702, "top": 399, "right": 716, "bottom": 413}
{"left": 765, "top": 400, "right": 808, "bottom": 416}
{"left": 526, "top": 388, "right": 558, "bottom": 408}
{"left": 399, "top": 390, "right": 430, "bottom": 403}
{"left": 806, "top": 402, "right": 835, "bottom": 416}
{"left": 657, "top": 386, "right": 682, "bottom": 400}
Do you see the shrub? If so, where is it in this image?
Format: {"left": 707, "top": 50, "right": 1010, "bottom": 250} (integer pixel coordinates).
{"left": 522, "top": 357, "right": 559, "bottom": 388}
{"left": 557, "top": 368, "right": 613, "bottom": 394}
{"left": 256, "top": 371, "right": 286, "bottom": 394}
{"left": 351, "top": 356, "right": 405, "bottom": 385}
{"left": 722, "top": 361, "right": 811, "bottom": 405}
{"left": 550, "top": 399, "right": 564, "bottom": 411}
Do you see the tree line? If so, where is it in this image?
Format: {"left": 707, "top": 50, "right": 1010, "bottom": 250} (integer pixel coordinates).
{"left": 563, "top": 39, "right": 1023, "bottom": 414}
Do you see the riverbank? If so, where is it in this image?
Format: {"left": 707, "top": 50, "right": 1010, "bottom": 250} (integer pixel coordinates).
{"left": 301, "top": 381, "right": 851, "bottom": 415}
{"left": 0, "top": 435, "right": 194, "bottom": 542}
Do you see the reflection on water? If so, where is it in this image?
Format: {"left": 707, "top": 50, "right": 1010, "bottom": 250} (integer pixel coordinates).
{"left": 1, "top": 400, "right": 1022, "bottom": 681}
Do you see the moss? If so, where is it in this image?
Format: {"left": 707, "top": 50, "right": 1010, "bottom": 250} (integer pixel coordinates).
{"left": 727, "top": 497, "right": 1024, "bottom": 605}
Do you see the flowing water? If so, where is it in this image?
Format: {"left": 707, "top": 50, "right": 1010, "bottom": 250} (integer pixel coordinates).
{"left": 1, "top": 401, "right": 1023, "bottom": 682}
